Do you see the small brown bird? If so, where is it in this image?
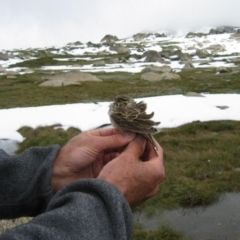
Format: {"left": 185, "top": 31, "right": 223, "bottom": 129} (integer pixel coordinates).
{"left": 108, "top": 95, "right": 160, "bottom": 155}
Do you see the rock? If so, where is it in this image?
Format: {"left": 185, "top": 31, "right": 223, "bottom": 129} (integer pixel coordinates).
{"left": 216, "top": 106, "right": 229, "bottom": 110}
{"left": 159, "top": 72, "right": 181, "bottom": 80}
{"left": 141, "top": 72, "right": 181, "bottom": 81}
{"left": 216, "top": 66, "right": 229, "bottom": 73}
{"left": 161, "top": 65, "right": 172, "bottom": 72}
{"left": 196, "top": 49, "right": 209, "bottom": 58}
{"left": 133, "top": 33, "right": 148, "bottom": 41}
{"left": 39, "top": 70, "right": 102, "bottom": 87}
{"left": 140, "top": 72, "right": 162, "bottom": 81}
{"left": 97, "top": 50, "right": 110, "bottom": 55}
{"left": 87, "top": 42, "right": 101, "bottom": 48}
{"left": 142, "top": 50, "right": 162, "bottom": 62}
{"left": 180, "top": 53, "right": 191, "bottom": 64}
{"left": 160, "top": 51, "right": 170, "bottom": 58}
{"left": 24, "top": 68, "right": 34, "bottom": 74}
{"left": 186, "top": 32, "right": 207, "bottom": 38}
{"left": 101, "top": 34, "right": 118, "bottom": 44}
{"left": 141, "top": 65, "right": 172, "bottom": 73}
{"left": 7, "top": 75, "right": 17, "bottom": 79}
{"left": 109, "top": 58, "right": 119, "bottom": 64}
{"left": 209, "top": 26, "right": 236, "bottom": 35}
{"left": 206, "top": 44, "right": 226, "bottom": 54}
{"left": 183, "top": 62, "right": 195, "bottom": 70}
{"left": 155, "top": 33, "right": 167, "bottom": 38}
{"left": 0, "top": 52, "right": 9, "bottom": 60}
{"left": 93, "top": 60, "right": 105, "bottom": 67}
{"left": 184, "top": 92, "right": 205, "bottom": 97}
{"left": 0, "top": 65, "right": 5, "bottom": 72}
{"left": 110, "top": 45, "right": 130, "bottom": 54}
{"left": 6, "top": 71, "right": 19, "bottom": 76}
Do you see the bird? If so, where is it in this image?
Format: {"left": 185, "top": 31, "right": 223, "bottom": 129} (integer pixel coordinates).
{"left": 108, "top": 95, "right": 160, "bottom": 155}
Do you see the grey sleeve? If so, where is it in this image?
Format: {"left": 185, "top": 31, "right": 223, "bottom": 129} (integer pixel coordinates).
{"left": 1, "top": 179, "right": 133, "bottom": 240}
{"left": 0, "top": 145, "right": 60, "bottom": 219}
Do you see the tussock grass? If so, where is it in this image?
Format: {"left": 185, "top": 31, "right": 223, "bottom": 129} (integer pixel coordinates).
{"left": 17, "top": 124, "right": 81, "bottom": 153}
{"left": 133, "top": 223, "right": 189, "bottom": 240}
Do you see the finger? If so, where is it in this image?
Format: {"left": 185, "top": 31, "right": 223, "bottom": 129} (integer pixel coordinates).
{"left": 93, "top": 131, "right": 136, "bottom": 152}
{"left": 94, "top": 128, "right": 121, "bottom": 137}
{"left": 120, "top": 134, "right": 146, "bottom": 161}
{"left": 102, "top": 152, "right": 120, "bottom": 164}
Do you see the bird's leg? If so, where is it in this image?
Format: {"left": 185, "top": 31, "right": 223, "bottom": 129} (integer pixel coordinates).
{"left": 144, "top": 134, "right": 158, "bottom": 156}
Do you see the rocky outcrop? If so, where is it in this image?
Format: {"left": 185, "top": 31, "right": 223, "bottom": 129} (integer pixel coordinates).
{"left": 186, "top": 32, "right": 207, "bottom": 38}
{"left": 209, "top": 26, "right": 236, "bottom": 35}
{"left": 110, "top": 45, "right": 130, "bottom": 54}
{"left": 101, "top": 35, "right": 118, "bottom": 44}
{"left": 0, "top": 52, "right": 9, "bottom": 60}
{"left": 142, "top": 50, "right": 162, "bottom": 62}
{"left": 133, "top": 33, "right": 148, "bottom": 41}
{"left": 39, "top": 70, "right": 102, "bottom": 87}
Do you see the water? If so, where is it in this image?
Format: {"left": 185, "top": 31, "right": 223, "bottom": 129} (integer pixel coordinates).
{"left": 0, "top": 139, "right": 19, "bottom": 154}
{"left": 134, "top": 193, "right": 240, "bottom": 240}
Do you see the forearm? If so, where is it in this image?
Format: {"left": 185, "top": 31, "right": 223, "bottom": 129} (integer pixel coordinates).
{"left": 0, "top": 145, "right": 60, "bottom": 219}
{"left": 0, "top": 179, "right": 133, "bottom": 240}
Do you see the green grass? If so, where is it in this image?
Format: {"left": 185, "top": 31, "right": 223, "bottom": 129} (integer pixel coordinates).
{"left": 16, "top": 125, "right": 81, "bottom": 153}
{"left": 16, "top": 120, "right": 240, "bottom": 213}
{"left": 133, "top": 223, "right": 189, "bottom": 240}
{"left": 0, "top": 68, "right": 240, "bottom": 109}
{"left": 135, "top": 120, "right": 240, "bottom": 214}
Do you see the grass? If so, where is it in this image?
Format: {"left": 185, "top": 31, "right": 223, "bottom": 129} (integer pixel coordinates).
{"left": 15, "top": 120, "right": 240, "bottom": 213}
{"left": 16, "top": 124, "right": 81, "bottom": 153}
{"left": 135, "top": 120, "right": 240, "bottom": 215}
{"left": 0, "top": 68, "right": 240, "bottom": 109}
{"left": 133, "top": 223, "right": 189, "bottom": 240}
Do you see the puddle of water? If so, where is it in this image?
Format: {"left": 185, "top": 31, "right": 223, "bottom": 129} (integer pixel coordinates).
{"left": 134, "top": 193, "right": 240, "bottom": 240}
{"left": 0, "top": 139, "right": 19, "bottom": 154}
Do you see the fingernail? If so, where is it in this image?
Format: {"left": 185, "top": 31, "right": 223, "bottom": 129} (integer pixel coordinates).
{"left": 123, "top": 131, "right": 136, "bottom": 140}
{"left": 135, "top": 134, "right": 146, "bottom": 144}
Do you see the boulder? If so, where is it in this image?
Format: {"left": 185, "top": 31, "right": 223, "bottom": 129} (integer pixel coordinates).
{"left": 209, "top": 26, "right": 236, "bottom": 35}
{"left": 142, "top": 50, "right": 162, "bottom": 62}
{"left": 140, "top": 72, "right": 162, "bottom": 81}
{"left": 0, "top": 65, "right": 5, "bottom": 72}
{"left": 216, "top": 66, "right": 229, "bottom": 73}
{"left": 93, "top": 60, "right": 105, "bottom": 67}
{"left": 133, "top": 33, "right": 148, "bottom": 41}
{"left": 0, "top": 52, "right": 9, "bottom": 60}
{"left": 183, "top": 62, "right": 195, "bottom": 70}
{"left": 186, "top": 32, "right": 207, "bottom": 38}
{"left": 39, "top": 70, "right": 102, "bottom": 87}
{"left": 110, "top": 45, "right": 130, "bottom": 54}
{"left": 101, "top": 34, "right": 118, "bottom": 44}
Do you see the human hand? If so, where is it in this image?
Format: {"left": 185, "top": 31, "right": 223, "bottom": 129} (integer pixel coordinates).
{"left": 51, "top": 128, "right": 136, "bottom": 193}
{"left": 98, "top": 135, "right": 165, "bottom": 207}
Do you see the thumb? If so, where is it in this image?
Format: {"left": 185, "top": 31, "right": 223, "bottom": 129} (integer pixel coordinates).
{"left": 121, "top": 134, "right": 146, "bottom": 160}
{"left": 95, "top": 132, "right": 136, "bottom": 151}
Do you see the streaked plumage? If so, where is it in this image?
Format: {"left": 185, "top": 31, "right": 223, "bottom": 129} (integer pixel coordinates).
{"left": 108, "top": 95, "right": 160, "bottom": 155}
